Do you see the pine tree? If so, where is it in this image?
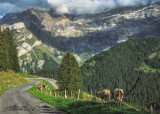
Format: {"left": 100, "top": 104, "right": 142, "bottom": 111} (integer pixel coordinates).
{"left": 0, "top": 27, "right": 19, "bottom": 72}
{"left": 0, "top": 27, "right": 4, "bottom": 71}
{"left": 3, "top": 27, "right": 12, "bottom": 70}
{"left": 0, "top": 28, "right": 9, "bottom": 71}
{"left": 57, "top": 52, "right": 82, "bottom": 96}
{"left": 8, "top": 28, "right": 20, "bottom": 72}
{"left": 3, "top": 27, "right": 20, "bottom": 72}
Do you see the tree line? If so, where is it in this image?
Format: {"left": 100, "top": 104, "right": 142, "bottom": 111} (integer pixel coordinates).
{"left": 36, "top": 69, "right": 58, "bottom": 78}
{"left": 0, "top": 27, "right": 19, "bottom": 72}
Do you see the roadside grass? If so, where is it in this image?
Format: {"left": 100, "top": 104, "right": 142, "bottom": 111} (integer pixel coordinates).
{"left": 82, "top": 92, "right": 101, "bottom": 102}
{"left": 29, "top": 80, "right": 149, "bottom": 114}
{"left": 0, "top": 70, "right": 31, "bottom": 97}
{"left": 19, "top": 73, "right": 38, "bottom": 78}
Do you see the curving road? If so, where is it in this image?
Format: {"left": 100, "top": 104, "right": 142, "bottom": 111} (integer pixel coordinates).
{"left": 0, "top": 77, "right": 63, "bottom": 114}
{"left": 27, "top": 77, "right": 59, "bottom": 89}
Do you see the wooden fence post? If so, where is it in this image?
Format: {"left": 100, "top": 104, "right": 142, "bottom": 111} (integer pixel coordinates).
{"left": 78, "top": 89, "right": 80, "bottom": 99}
{"left": 55, "top": 92, "right": 56, "bottom": 98}
{"left": 65, "top": 89, "right": 67, "bottom": 99}
{"left": 150, "top": 105, "right": 153, "bottom": 114}
{"left": 91, "top": 89, "right": 92, "bottom": 96}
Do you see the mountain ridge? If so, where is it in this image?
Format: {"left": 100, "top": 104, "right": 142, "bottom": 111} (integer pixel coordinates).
{"left": 1, "top": 2, "right": 160, "bottom": 73}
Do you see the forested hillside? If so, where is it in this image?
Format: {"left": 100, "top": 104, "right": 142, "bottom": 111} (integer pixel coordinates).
{"left": 0, "top": 27, "right": 19, "bottom": 72}
{"left": 81, "top": 38, "right": 160, "bottom": 111}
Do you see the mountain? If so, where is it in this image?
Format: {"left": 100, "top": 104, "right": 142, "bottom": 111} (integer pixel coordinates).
{"left": 81, "top": 38, "right": 160, "bottom": 111}
{"left": 1, "top": 2, "right": 160, "bottom": 73}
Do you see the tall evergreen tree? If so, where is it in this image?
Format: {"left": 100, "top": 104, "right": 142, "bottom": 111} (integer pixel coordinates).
{"left": 0, "top": 27, "right": 19, "bottom": 72}
{"left": 8, "top": 28, "right": 20, "bottom": 72}
{"left": 57, "top": 52, "right": 82, "bottom": 96}
{"left": 0, "top": 28, "right": 8, "bottom": 71}
{"left": 3, "top": 27, "right": 19, "bottom": 72}
{"left": 0, "top": 27, "right": 4, "bottom": 71}
{"left": 3, "top": 28, "right": 12, "bottom": 70}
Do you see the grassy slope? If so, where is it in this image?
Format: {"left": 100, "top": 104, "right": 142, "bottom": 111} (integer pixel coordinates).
{"left": 33, "top": 44, "right": 61, "bottom": 64}
{"left": 0, "top": 70, "right": 30, "bottom": 97}
{"left": 29, "top": 80, "right": 148, "bottom": 114}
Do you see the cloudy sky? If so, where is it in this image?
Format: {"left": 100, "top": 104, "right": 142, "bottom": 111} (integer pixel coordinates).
{"left": 0, "top": 0, "right": 159, "bottom": 18}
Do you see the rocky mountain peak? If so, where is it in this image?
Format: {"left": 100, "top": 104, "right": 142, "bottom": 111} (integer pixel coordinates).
{"left": 1, "top": 3, "right": 160, "bottom": 73}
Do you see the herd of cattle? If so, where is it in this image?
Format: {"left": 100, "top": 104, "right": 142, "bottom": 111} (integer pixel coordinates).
{"left": 97, "top": 88, "right": 124, "bottom": 107}
{"left": 37, "top": 83, "right": 123, "bottom": 107}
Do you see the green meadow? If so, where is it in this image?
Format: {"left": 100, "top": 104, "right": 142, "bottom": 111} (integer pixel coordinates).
{"left": 29, "top": 80, "right": 149, "bottom": 114}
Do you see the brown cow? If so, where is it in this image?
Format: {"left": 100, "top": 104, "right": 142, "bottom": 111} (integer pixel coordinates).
{"left": 114, "top": 88, "right": 124, "bottom": 107}
{"left": 97, "top": 89, "right": 111, "bottom": 104}
{"left": 43, "top": 84, "right": 48, "bottom": 89}
{"left": 37, "top": 84, "right": 43, "bottom": 91}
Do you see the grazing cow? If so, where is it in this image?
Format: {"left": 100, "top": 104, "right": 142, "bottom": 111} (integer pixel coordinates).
{"left": 97, "top": 89, "right": 111, "bottom": 104}
{"left": 114, "top": 88, "right": 124, "bottom": 107}
{"left": 37, "top": 84, "right": 43, "bottom": 91}
{"left": 42, "top": 84, "right": 48, "bottom": 89}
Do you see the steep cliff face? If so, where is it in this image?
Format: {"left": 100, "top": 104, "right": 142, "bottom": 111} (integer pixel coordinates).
{"left": 1, "top": 3, "right": 160, "bottom": 73}
{"left": 12, "top": 27, "right": 61, "bottom": 73}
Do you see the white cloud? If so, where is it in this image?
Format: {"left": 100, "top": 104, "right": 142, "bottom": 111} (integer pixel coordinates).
{"left": 47, "top": 0, "right": 147, "bottom": 14}
{"left": 0, "top": 16, "right": 3, "bottom": 19}
{"left": 47, "top": 0, "right": 117, "bottom": 14}
{"left": 0, "top": 0, "right": 159, "bottom": 15}
{"left": 56, "top": 5, "right": 69, "bottom": 14}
